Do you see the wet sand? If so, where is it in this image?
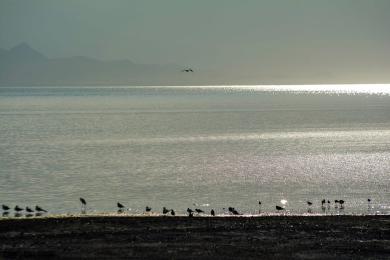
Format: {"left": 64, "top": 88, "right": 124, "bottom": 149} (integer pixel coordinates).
{"left": 0, "top": 215, "right": 389, "bottom": 259}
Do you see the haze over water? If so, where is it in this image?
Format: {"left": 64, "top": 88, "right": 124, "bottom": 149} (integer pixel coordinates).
{"left": 0, "top": 85, "right": 389, "bottom": 215}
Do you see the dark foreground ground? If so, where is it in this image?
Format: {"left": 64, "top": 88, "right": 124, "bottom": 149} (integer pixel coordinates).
{"left": 0, "top": 215, "right": 389, "bottom": 259}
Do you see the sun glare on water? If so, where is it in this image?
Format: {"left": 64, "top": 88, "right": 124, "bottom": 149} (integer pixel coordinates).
{"left": 188, "top": 84, "right": 390, "bottom": 95}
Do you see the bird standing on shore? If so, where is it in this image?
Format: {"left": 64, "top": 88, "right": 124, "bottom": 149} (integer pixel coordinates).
{"left": 80, "top": 197, "right": 87, "bottom": 213}
{"left": 145, "top": 206, "right": 152, "bottom": 213}
{"left": 276, "top": 205, "right": 284, "bottom": 211}
{"left": 170, "top": 209, "right": 175, "bottom": 216}
{"left": 117, "top": 202, "right": 125, "bottom": 212}
{"left": 195, "top": 208, "right": 204, "bottom": 214}
{"left": 163, "top": 207, "right": 170, "bottom": 215}
{"left": 14, "top": 205, "right": 23, "bottom": 212}
{"left": 307, "top": 201, "right": 313, "bottom": 206}
{"left": 35, "top": 205, "right": 47, "bottom": 213}
{"left": 187, "top": 208, "right": 194, "bottom": 216}
{"left": 211, "top": 209, "right": 215, "bottom": 216}
{"left": 26, "top": 207, "right": 34, "bottom": 213}
{"left": 2, "top": 205, "right": 10, "bottom": 211}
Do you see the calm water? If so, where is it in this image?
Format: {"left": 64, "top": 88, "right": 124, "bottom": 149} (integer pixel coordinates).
{"left": 0, "top": 85, "right": 389, "bottom": 215}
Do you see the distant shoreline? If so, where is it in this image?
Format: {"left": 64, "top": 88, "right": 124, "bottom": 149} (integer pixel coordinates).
{"left": 1, "top": 215, "right": 389, "bottom": 259}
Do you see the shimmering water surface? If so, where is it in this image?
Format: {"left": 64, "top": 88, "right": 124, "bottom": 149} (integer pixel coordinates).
{"left": 0, "top": 85, "right": 389, "bottom": 215}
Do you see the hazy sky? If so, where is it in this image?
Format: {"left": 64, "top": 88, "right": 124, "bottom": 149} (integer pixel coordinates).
{"left": 1, "top": 0, "right": 390, "bottom": 75}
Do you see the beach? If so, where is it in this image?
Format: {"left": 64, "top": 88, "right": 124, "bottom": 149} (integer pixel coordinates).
{"left": 0, "top": 215, "right": 389, "bottom": 259}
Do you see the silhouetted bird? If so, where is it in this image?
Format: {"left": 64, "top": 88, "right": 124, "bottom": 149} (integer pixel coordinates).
{"left": 231, "top": 209, "right": 241, "bottom": 215}
{"left": 327, "top": 200, "right": 330, "bottom": 204}
{"left": 26, "top": 207, "right": 34, "bottom": 213}
{"left": 334, "top": 200, "right": 339, "bottom": 204}
{"left": 2, "top": 205, "right": 10, "bottom": 211}
{"left": 163, "top": 207, "right": 170, "bottom": 215}
{"left": 276, "top": 205, "right": 284, "bottom": 211}
{"left": 228, "top": 207, "right": 234, "bottom": 213}
{"left": 171, "top": 209, "right": 175, "bottom": 216}
{"left": 339, "top": 200, "right": 345, "bottom": 208}
{"left": 187, "top": 208, "right": 194, "bottom": 215}
{"left": 182, "top": 68, "right": 194, "bottom": 72}
{"left": 211, "top": 209, "right": 215, "bottom": 216}
{"left": 307, "top": 201, "right": 313, "bottom": 206}
{"left": 195, "top": 208, "right": 204, "bottom": 214}
{"left": 258, "top": 201, "right": 262, "bottom": 205}
{"left": 14, "top": 205, "right": 23, "bottom": 212}
{"left": 80, "top": 198, "right": 87, "bottom": 207}
{"left": 117, "top": 202, "right": 125, "bottom": 210}
{"left": 321, "top": 199, "right": 326, "bottom": 206}
{"left": 35, "top": 205, "right": 47, "bottom": 213}
{"left": 368, "top": 198, "right": 371, "bottom": 203}
{"left": 145, "top": 206, "right": 152, "bottom": 212}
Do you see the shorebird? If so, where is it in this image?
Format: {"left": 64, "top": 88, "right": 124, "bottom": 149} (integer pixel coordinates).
{"left": 368, "top": 198, "right": 371, "bottom": 203}
{"left": 339, "top": 200, "right": 345, "bottom": 208}
{"left": 163, "top": 207, "right": 170, "bottom": 215}
{"left": 170, "top": 209, "right": 175, "bottom": 216}
{"left": 195, "top": 208, "right": 204, "bottom": 214}
{"left": 187, "top": 208, "right": 194, "bottom": 214}
{"left": 35, "top": 205, "right": 47, "bottom": 213}
{"left": 14, "top": 205, "right": 23, "bottom": 212}
{"left": 145, "top": 206, "right": 152, "bottom": 212}
{"left": 117, "top": 202, "right": 125, "bottom": 211}
{"left": 80, "top": 198, "right": 87, "bottom": 207}
{"left": 26, "top": 207, "right": 34, "bottom": 213}
{"left": 276, "top": 205, "right": 284, "bottom": 211}
{"left": 307, "top": 201, "right": 313, "bottom": 206}
{"left": 258, "top": 201, "right": 262, "bottom": 206}
{"left": 2, "top": 204, "right": 10, "bottom": 211}
{"left": 231, "top": 208, "right": 241, "bottom": 215}
{"left": 211, "top": 209, "right": 215, "bottom": 216}
{"left": 181, "top": 68, "right": 194, "bottom": 72}
{"left": 321, "top": 199, "right": 326, "bottom": 206}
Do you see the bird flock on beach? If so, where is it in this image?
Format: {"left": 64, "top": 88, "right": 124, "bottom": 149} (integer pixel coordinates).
{"left": 1, "top": 197, "right": 374, "bottom": 218}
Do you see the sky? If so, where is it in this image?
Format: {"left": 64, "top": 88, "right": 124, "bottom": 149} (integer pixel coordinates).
{"left": 1, "top": 0, "right": 390, "bottom": 81}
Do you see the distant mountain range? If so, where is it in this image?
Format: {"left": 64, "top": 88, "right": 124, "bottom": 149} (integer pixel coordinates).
{"left": 1, "top": 43, "right": 389, "bottom": 86}
{"left": 0, "top": 43, "right": 203, "bottom": 86}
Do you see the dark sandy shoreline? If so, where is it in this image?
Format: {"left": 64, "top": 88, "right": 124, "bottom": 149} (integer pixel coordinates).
{"left": 0, "top": 215, "right": 389, "bottom": 259}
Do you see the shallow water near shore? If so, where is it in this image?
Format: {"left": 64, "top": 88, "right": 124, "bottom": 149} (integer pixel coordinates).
{"left": 0, "top": 85, "right": 389, "bottom": 215}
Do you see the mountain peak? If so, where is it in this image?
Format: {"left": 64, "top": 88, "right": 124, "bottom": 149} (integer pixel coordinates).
{"left": 9, "top": 42, "right": 47, "bottom": 60}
